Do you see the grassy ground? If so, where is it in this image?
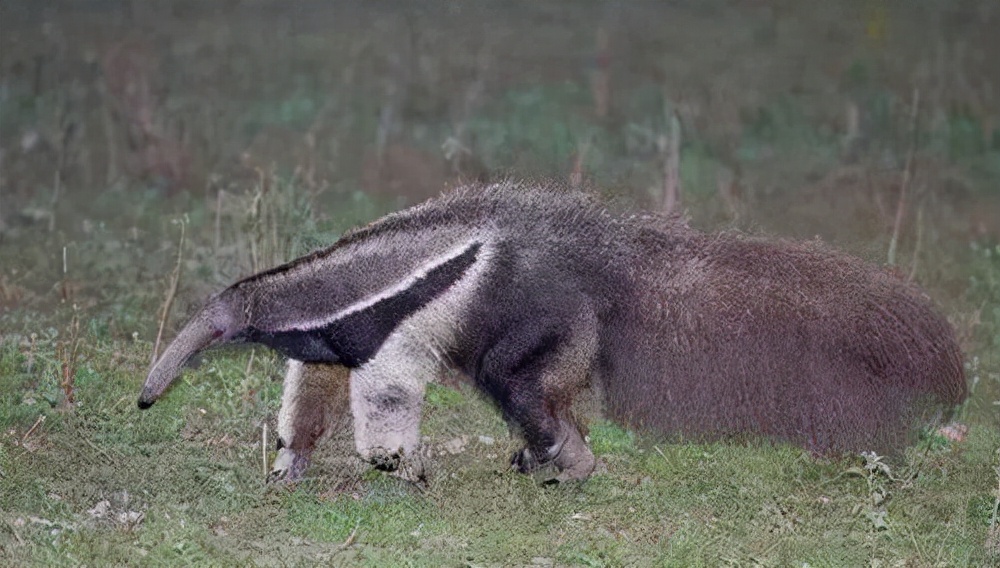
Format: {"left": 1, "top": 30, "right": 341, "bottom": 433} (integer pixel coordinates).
{"left": 2, "top": 1, "right": 999, "bottom": 566}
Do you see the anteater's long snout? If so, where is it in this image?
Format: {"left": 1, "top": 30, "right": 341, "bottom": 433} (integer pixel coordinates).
{"left": 138, "top": 300, "right": 234, "bottom": 409}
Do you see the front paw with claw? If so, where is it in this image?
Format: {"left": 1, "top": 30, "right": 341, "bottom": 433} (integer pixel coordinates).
{"left": 365, "top": 447, "right": 427, "bottom": 484}
{"left": 267, "top": 448, "right": 310, "bottom": 483}
{"left": 367, "top": 447, "right": 404, "bottom": 472}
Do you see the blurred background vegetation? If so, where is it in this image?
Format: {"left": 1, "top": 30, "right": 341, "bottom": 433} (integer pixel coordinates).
{"left": 0, "top": 1, "right": 998, "bottom": 565}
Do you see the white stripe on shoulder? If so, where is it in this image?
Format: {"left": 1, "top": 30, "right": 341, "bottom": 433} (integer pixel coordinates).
{"left": 272, "top": 239, "right": 488, "bottom": 332}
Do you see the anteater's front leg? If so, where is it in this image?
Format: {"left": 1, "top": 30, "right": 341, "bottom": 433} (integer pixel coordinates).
{"left": 268, "top": 361, "right": 350, "bottom": 483}
{"left": 349, "top": 336, "right": 434, "bottom": 482}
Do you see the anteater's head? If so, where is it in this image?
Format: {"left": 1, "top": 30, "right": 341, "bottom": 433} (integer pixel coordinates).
{"left": 136, "top": 187, "right": 510, "bottom": 410}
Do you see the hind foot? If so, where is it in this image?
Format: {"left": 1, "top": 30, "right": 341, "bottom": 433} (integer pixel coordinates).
{"left": 511, "top": 427, "right": 596, "bottom": 482}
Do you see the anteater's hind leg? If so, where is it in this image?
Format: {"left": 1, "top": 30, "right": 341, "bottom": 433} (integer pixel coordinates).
{"left": 480, "top": 308, "right": 599, "bottom": 482}
{"left": 268, "top": 361, "right": 350, "bottom": 483}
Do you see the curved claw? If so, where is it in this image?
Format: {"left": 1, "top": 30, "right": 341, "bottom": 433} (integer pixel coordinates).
{"left": 368, "top": 448, "right": 404, "bottom": 472}
{"left": 267, "top": 448, "right": 311, "bottom": 483}
{"left": 511, "top": 447, "right": 544, "bottom": 474}
{"left": 366, "top": 447, "right": 427, "bottom": 484}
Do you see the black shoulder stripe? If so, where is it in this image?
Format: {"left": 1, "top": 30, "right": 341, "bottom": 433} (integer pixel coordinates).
{"left": 327, "top": 242, "right": 482, "bottom": 366}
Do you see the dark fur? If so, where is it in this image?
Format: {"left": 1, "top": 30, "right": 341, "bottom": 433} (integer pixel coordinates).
{"left": 406, "top": 185, "right": 965, "bottom": 455}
